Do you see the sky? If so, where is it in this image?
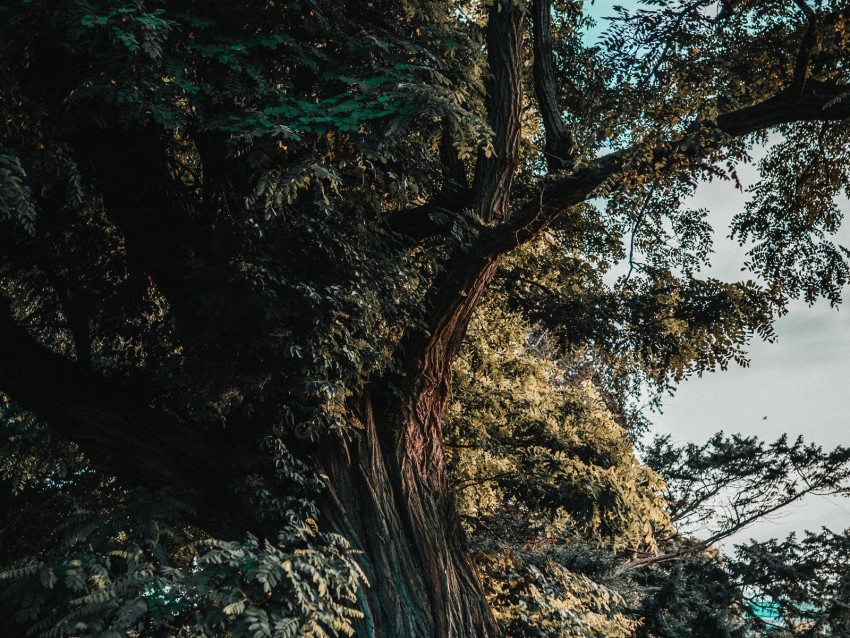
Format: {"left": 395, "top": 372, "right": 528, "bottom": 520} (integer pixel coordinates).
{"left": 650, "top": 168, "right": 850, "bottom": 546}
{"left": 583, "top": 2, "right": 850, "bottom": 545}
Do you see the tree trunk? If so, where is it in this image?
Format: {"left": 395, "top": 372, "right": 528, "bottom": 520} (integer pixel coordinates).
{"left": 319, "top": 259, "right": 502, "bottom": 638}
{"left": 317, "top": 3, "right": 526, "bottom": 631}
{"left": 320, "top": 393, "right": 494, "bottom": 638}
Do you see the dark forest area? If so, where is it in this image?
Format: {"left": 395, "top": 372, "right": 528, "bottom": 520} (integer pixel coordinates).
{"left": 1, "top": 0, "right": 849, "bottom": 636}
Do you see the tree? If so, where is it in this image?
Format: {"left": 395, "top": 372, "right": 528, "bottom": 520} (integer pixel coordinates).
{"left": 628, "top": 434, "right": 850, "bottom": 638}
{"left": 442, "top": 291, "right": 850, "bottom": 637}
{"left": 731, "top": 528, "right": 850, "bottom": 636}
{"left": 1, "top": 0, "right": 849, "bottom": 636}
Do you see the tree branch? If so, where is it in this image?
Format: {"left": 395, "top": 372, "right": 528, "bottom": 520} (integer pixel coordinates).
{"left": 791, "top": 0, "right": 815, "bottom": 19}
{"left": 480, "top": 79, "right": 850, "bottom": 258}
{"left": 399, "top": 0, "right": 527, "bottom": 377}
{"left": 390, "top": 79, "right": 850, "bottom": 248}
{"left": 0, "top": 297, "right": 223, "bottom": 491}
{"left": 386, "top": 200, "right": 473, "bottom": 243}
{"left": 439, "top": 123, "right": 471, "bottom": 197}
{"left": 391, "top": 81, "right": 850, "bottom": 434}
{"left": 385, "top": 125, "right": 474, "bottom": 243}
{"left": 790, "top": 13, "right": 819, "bottom": 95}
{"left": 616, "top": 469, "right": 844, "bottom": 573}
{"left": 471, "top": 0, "right": 526, "bottom": 223}
{"left": 83, "top": 124, "right": 199, "bottom": 308}
{"left": 532, "top": 0, "right": 575, "bottom": 171}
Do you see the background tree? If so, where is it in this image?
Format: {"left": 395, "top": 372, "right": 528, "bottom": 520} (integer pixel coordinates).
{"left": 1, "top": 0, "right": 849, "bottom": 636}
{"left": 444, "top": 279, "right": 850, "bottom": 637}
{"left": 628, "top": 435, "right": 850, "bottom": 638}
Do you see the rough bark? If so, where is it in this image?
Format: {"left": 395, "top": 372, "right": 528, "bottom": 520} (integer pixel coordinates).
{"left": 472, "top": 0, "right": 526, "bottom": 224}
{"left": 320, "top": 386, "right": 496, "bottom": 638}
{"left": 532, "top": 0, "right": 575, "bottom": 171}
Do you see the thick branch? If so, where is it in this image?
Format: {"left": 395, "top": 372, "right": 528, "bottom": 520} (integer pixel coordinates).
{"left": 532, "top": 0, "right": 575, "bottom": 171}
{"left": 83, "top": 125, "right": 198, "bottom": 307}
{"left": 715, "top": 80, "right": 850, "bottom": 133}
{"left": 37, "top": 250, "right": 92, "bottom": 370}
{"left": 792, "top": 0, "right": 815, "bottom": 18}
{"left": 391, "top": 82, "right": 850, "bottom": 449}
{"left": 471, "top": 0, "right": 526, "bottom": 223}
{"left": 392, "top": 66, "right": 850, "bottom": 482}
{"left": 399, "top": 0, "right": 528, "bottom": 387}
{"left": 481, "top": 80, "right": 850, "bottom": 258}
{"left": 0, "top": 298, "right": 223, "bottom": 491}
{"left": 78, "top": 122, "right": 252, "bottom": 347}
{"left": 385, "top": 125, "right": 474, "bottom": 243}
{"left": 790, "top": 15, "right": 819, "bottom": 95}
{"left": 386, "top": 200, "right": 475, "bottom": 244}
{"left": 390, "top": 78, "right": 850, "bottom": 246}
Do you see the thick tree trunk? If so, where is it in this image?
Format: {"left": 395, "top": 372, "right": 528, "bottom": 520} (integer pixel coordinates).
{"left": 320, "top": 393, "right": 495, "bottom": 638}
{"left": 317, "top": 4, "right": 526, "bottom": 632}
{"left": 320, "top": 257, "right": 502, "bottom": 638}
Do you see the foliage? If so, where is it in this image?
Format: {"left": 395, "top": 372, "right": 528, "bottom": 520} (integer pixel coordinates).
{"left": 445, "top": 287, "right": 669, "bottom": 636}
{"left": 446, "top": 284, "right": 850, "bottom": 637}
{"left": 642, "top": 432, "right": 850, "bottom": 542}
{"left": 632, "top": 433, "right": 850, "bottom": 637}
{"left": 1, "top": 514, "right": 365, "bottom": 638}
{"left": 0, "top": 410, "right": 366, "bottom": 637}
{"left": 731, "top": 528, "right": 850, "bottom": 636}
{"left": 1, "top": 0, "right": 850, "bottom": 636}
{"left": 446, "top": 284, "right": 672, "bottom": 553}
{"left": 630, "top": 549, "right": 750, "bottom": 638}
{"left": 476, "top": 541, "right": 638, "bottom": 638}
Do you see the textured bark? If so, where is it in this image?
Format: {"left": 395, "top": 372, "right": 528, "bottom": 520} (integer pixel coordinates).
{"left": 0, "top": 287, "right": 499, "bottom": 636}
{"left": 532, "top": 0, "right": 575, "bottom": 171}
{"left": 320, "top": 385, "right": 497, "bottom": 638}
{"left": 472, "top": 1, "right": 526, "bottom": 223}
{"left": 320, "top": 255, "right": 501, "bottom": 638}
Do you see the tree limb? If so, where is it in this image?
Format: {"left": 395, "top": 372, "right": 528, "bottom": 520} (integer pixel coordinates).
{"left": 616, "top": 468, "right": 845, "bottom": 573}
{"left": 532, "top": 0, "right": 576, "bottom": 171}
{"left": 471, "top": 0, "right": 526, "bottom": 223}
{"left": 398, "top": 0, "right": 527, "bottom": 382}
{"left": 790, "top": 13, "right": 819, "bottom": 95}
{"left": 0, "top": 297, "right": 223, "bottom": 491}
{"left": 481, "top": 79, "right": 850, "bottom": 258}
{"left": 389, "top": 79, "right": 850, "bottom": 247}
{"left": 386, "top": 125, "right": 474, "bottom": 243}
{"left": 439, "top": 123, "right": 471, "bottom": 198}
{"left": 791, "top": 0, "right": 815, "bottom": 19}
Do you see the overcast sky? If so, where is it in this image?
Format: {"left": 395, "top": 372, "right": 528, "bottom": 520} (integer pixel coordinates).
{"left": 650, "top": 169, "right": 850, "bottom": 545}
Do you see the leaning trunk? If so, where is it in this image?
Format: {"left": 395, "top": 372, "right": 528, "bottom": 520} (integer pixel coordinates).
{"left": 317, "top": 2, "right": 526, "bottom": 630}
{"left": 320, "top": 259, "right": 502, "bottom": 638}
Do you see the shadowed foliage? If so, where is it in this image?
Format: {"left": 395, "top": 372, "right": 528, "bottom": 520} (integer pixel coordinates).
{"left": 1, "top": 0, "right": 849, "bottom": 636}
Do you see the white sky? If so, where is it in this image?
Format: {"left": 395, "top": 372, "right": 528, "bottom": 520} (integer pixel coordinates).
{"left": 651, "top": 168, "right": 850, "bottom": 545}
